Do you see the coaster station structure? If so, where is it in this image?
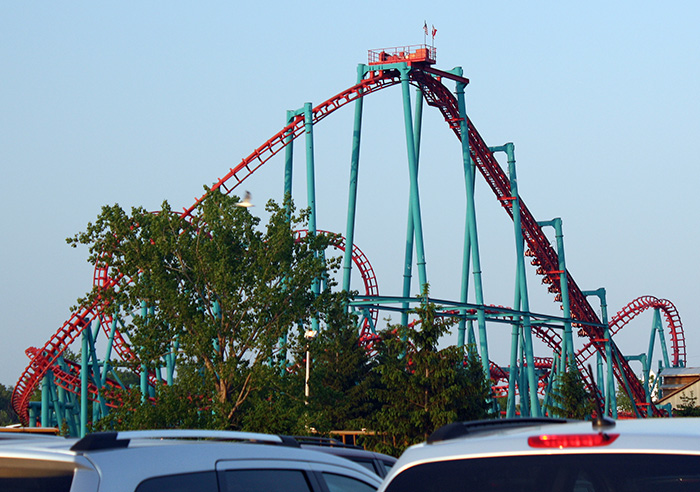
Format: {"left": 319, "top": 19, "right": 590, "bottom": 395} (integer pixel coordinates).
{"left": 12, "top": 45, "right": 686, "bottom": 435}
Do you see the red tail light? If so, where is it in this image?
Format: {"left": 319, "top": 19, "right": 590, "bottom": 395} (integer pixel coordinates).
{"left": 528, "top": 433, "right": 619, "bottom": 448}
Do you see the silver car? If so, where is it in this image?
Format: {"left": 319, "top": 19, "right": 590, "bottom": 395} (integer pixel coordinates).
{"left": 0, "top": 429, "right": 382, "bottom": 492}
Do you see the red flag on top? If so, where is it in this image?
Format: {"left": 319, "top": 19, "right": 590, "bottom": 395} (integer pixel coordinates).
{"left": 424, "top": 21, "right": 428, "bottom": 36}
{"left": 432, "top": 25, "right": 437, "bottom": 38}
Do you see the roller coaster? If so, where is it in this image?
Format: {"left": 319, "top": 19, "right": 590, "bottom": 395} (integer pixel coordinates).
{"left": 12, "top": 45, "right": 685, "bottom": 435}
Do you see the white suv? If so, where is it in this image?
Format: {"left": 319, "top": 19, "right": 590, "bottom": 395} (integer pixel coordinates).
{"left": 379, "top": 417, "right": 700, "bottom": 492}
{"left": 0, "top": 430, "right": 382, "bottom": 492}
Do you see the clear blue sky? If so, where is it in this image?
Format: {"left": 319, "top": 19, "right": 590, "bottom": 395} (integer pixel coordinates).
{"left": 2, "top": 1, "right": 699, "bottom": 387}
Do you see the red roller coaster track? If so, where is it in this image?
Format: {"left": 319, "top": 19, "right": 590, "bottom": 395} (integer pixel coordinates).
{"left": 294, "top": 228, "right": 380, "bottom": 342}
{"left": 13, "top": 56, "right": 682, "bottom": 423}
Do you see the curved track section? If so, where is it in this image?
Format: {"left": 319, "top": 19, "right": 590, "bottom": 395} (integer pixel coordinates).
{"left": 14, "top": 59, "right": 678, "bottom": 422}
{"left": 576, "top": 296, "right": 685, "bottom": 367}
{"left": 294, "top": 229, "right": 380, "bottom": 341}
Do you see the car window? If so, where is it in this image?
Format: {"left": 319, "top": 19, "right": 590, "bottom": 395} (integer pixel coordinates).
{"left": 136, "top": 470, "right": 218, "bottom": 492}
{"left": 349, "top": 458, "right": 376, "bottom": 474}
{"left": 384, "top": 454, "right": 700, "bottom": 492}
{"left": 322, "top": 472, "right": 377, "bottom": 492}
{"left": 0, "top": 457, "right": 74, "bottom": 492}
{"left": 221, "top": 469, "right": 313, "bottom": 492}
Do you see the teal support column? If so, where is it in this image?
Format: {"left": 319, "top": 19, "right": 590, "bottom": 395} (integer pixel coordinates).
{"left": 399, "top": 65, "right": 427, "bottom": 291}
{"left": 456, "top": 80, "right": 472, "bottom": 348}
{"left": 626, "top": 354, "right": 652, "bottom": 417}
{"left": 506, "top": 320, "right": 520, "bottom": 418}
{"left": 55, "top": 355, "right": 77, "bottom": 434}
{"left": 539, "top": 218, "right": 574, "bottom": 368}
{"left": 542, "top": 352, "right": 561, "bottom": 412}
{"left": 29, "top": 403, "right": 38, "bottom": 427}
{"left": 50, "top": 378, "right": 63, "bottom": 430}
{"left": 457, "top": 315, "right": 466, "bottom": 348}
{"left": 140, "top": 365, "right": 148, "bottom": 402}
{"left": 304, "top": 102, "right": 317, "bottom": 237}
{"left": 139, "top": 301, "right": 149, "bottom": 400}
{"left": 41, "top": 372, "right": 50, "bottom": 427}
{"left": 101, "top": 317, "right": 118, "bottom": 386}
{"left": 80, "top": 324, "right": 89, "bottom": 437}
{"left": 647, "top": 315, "right": 657, "bottom": 377}
{"left": 85, "top": 325, "right": 108, "bottom": 420}
{"left": 583, "top": 288, "right": 615, "bottom": 417}
{"left": 166, "top": 337, "right": 179, "bottom": 386}
{"left": 492, "top": 143, "right": 540, "bottom": 417}
{"left": 284, "top": 109, "right": 295, "bottom": 215}
{"left": 652, "top": 308, "right": 671, "bottom": 368}
{"left": 597, "top": 352, "right": 605, "bottom": 402}
{"left": 466, "top": 319, "right": 476, "bottom": 347}
{"left": 616, "top": 349, "right": 641, "bottom": 418}
{"left": 401, "top": 87, "right": 425, "bottom": 326}
{"left": 342, "top": 64, "right": 367, "bottom": 294}
{"left": 455, "top": 75, "right": 489, "bottom": 379}
{"left": 55, "top": 385, "right": 70, "bottom": 436}
{"left": 303, "top": 102, "right": 320, "bottom": 333}
{"left": 518, "top": 332, "right": 530, "bottom": 416}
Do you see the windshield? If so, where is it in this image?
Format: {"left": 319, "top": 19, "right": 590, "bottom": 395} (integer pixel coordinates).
{"left": 385, "top": 453, "right": 700, "bottom": 492}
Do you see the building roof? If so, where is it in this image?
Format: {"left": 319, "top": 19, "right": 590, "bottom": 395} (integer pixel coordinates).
{"left": 659, "top": 367, "right": 700, "bottom": 377}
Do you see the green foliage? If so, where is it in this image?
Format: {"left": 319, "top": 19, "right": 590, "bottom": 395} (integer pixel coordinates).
{"left": 71, "top": 191, "right": 347, "bottom": 428}
{"left": 615, "top": 382, "right": 635, "bottom": 414}
{"left": 238, "top": 364, "right": 307, "bottom": 435}
{"left": 0, "top": 384, "right": 19, "bottom": 426}
{"left": 546, "top": 364, "right": 594, "bottom": 419}
{"left": 674, "top": 392, "right": 700, "bottom": 417}
{"left": 365, "top": 291, "right": 492, "bottom": 455}
{"left": 240, "top": 308, "right": 379, "bottom": 436}
{"left": 92, "top": 375, "right": 221, "bottom": 431}
{"left": 304, "top": 310, "right": 380, "bottom": 433}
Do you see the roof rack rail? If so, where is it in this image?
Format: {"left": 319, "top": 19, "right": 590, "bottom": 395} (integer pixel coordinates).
{"left": 428, "top": 418, "right": 573, "bottom": 444}
{"left": 71, "top": 430, "right": 299, "bottom": 452}
{"left": 292, "top": 435, "right": 362, "bottom": 449}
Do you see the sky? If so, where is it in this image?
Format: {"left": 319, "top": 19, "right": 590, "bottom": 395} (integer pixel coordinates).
{"left": 1, "top": 2, "right": 699, "bottom": 389}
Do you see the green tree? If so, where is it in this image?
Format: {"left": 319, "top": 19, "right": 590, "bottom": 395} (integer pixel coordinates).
{"left": 240, "top": 307, "right": 379, "bottom": 436}
{"left": 304, "top": 308, "right": 380, "bottom": 434}
{"left": 70, "top": 191, "right": 347, "bottom": 429}
{"left": 92, "top": 372, "right": 219, "bottom": 431}
{"left": 547, "top": 364, "right": 594, "bottom": 419}
{"left": 0, "top": 384, "right": 19, "bottom": 426}
{"left": 615, "top": 382, "right": 635, "bottom": 415}
{"left": 366, "top": 292, "right": 492, "bottom": 455}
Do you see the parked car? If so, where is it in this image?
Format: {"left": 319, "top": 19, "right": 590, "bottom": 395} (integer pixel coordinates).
{"left": 293, "top": 436, "right": 396, "bottom": 478}
{"left": 379, "top": 417, "right": 700, "bottom": 492}
{"left": 0, "top": 429, "right": 383, "bottom": 492}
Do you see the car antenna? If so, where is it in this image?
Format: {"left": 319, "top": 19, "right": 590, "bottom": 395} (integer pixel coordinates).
{"left": 587, "top": 364, "right": 615, "bottom": 430}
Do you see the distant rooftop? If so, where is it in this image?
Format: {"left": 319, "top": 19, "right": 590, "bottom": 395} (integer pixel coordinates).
{"left": 659, "top": 367, "right": 700, "bottom": 377}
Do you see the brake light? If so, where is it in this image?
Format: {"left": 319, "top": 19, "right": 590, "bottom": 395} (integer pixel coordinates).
{"left": 528, "top": 433, "right": 619, "bottom": 448}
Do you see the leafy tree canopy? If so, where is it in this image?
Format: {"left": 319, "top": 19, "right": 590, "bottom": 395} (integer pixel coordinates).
{"left": 70, "top": 191, "right": 349, "bottom": 428}
{"left": 0, "top": 384, "right": 19, "bottom": 426}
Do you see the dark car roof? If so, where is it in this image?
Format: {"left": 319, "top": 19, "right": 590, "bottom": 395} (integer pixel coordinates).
{"left": 301, "top": 444, "right": 396, "bottom": 463}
